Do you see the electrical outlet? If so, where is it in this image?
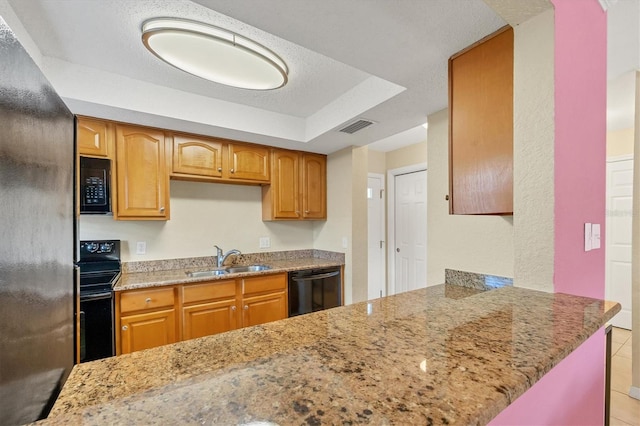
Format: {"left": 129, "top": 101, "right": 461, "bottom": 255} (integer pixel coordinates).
{"left": 136, "top": 241, "right": 147, "bottom": 255}
{"left": 259, "top": 237, "right": 271, "bottom": 249}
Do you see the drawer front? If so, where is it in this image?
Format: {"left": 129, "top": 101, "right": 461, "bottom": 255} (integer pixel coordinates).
{"left": 120, "top": 287, "right": 175, "bottom": 314}
{"left": 242, "top": 273, "right": 286, "bottom": 295}
{"left": 182, "top": 280, "right": 236, "bottom": 305}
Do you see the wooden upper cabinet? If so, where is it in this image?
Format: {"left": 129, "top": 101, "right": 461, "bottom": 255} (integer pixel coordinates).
{"left": 270, "top": 150, "right": 300, "bottom": 219}
{"left": 172, "top": 134, "right": 223, "bottom": 179}
{"left": 227, "top": 143, "right": 269, "bottom": 182}
{"left": 301, "top": 153, "right": 326, "bottom": 219}
{"left": 449, "top": 26, "right": 513, "bottom": 215}
{"left": 115, "top": 124, "right": 169, "bottom": 219}
{"left": 262, "top": 150, "right": 327, "bottom": 221}
{"left": 77, "top": 117, "right": 112, "bottom": 157}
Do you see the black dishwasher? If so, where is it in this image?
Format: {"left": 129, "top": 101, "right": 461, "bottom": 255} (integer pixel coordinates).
{"left": 288, "top": 267, "right": 342, "bottom": 317}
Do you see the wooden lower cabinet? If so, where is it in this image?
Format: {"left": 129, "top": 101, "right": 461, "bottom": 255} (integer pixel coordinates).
{"left": 183, "top": 300, "right": 238, "bottom": 340}
{"left": 120, "top": 309, "right": 177, "bottom": 354}
{"left": 181, "top": 279, "right": 238, "bottom": 340}
{"left": 116, "top": 273, "right": 288, "bottom": 355}
{"left": 242, "top": 291, "right": 287, "bottom": 327}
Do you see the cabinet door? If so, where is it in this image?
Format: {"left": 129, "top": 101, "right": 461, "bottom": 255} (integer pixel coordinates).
{"left": 115, "top": 124, "right": 169, "bottom": 219}
{"left": 227, "top": 143, "right": 269, "bottom": 181}
{"left": 241, "top": 291, "right": 287, "bottom": 328}
{"left": 301, "top": 153, "right": 327, "bottom": 219}
{"left": 182, "top": 299, "right": 238, "bottom": 340}
{"left": 172, "top": 135, "right": 223, "bottom": 178}
{"left": 449, "top": 26, "right": 513, "bottom": 215}
{"left": 77, "top": 117, "right": 111, "bottom": 157}
{"left": 119, "top": 308, "right": 176, "bottom": 354}
{"left": 271, "top": 150, "right": 300, "bottom": 219}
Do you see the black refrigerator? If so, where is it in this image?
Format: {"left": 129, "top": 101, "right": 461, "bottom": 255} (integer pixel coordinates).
{"left": 0, "top": 17, "right": 76, "bottom": 425}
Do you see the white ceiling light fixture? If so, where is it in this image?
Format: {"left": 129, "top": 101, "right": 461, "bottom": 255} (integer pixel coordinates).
{"left": 141, "top": 18, "right": 288, "bottom": 90}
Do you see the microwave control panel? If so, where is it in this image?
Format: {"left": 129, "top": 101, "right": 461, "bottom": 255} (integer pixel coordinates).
{"left": 80, "top": 156, "right": 111, "bottom": 214}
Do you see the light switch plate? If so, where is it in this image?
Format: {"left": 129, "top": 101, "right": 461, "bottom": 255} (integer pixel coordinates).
{"left": 592, "top": 223, "right": 601, "bottom": 249}
{"left": 584, "top": 223, "right": 592, "bottom": 252}
{"left": 136, "top": 241, "right": 147, "bottom": 255}
{"left": 341, "top": 237, "right": 348, "bottom": 248}
{"left": 259, "top": 237, "right": 270, "bottom": 249}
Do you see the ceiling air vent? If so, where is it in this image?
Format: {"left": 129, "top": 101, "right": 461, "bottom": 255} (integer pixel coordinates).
{"left": 338, "top": 119, "right": 375, "bottom": 134}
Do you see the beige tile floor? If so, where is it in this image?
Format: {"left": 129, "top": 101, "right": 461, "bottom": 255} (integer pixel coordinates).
{"left": 610, "top": 327, "right": 639, "bottom": 426}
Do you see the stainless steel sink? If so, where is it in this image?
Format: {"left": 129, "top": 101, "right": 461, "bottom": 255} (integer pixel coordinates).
{"left": 186, "top": 264, "right": 271, "bottom": 277}
{"left": 225, "top": 265, "right": 271, "bottom": 274}
{"left": 185, "top": 269, "right": 228, "bottom": 277}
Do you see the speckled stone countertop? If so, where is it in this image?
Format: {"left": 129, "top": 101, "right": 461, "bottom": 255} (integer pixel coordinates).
{"left": 115, "top": 249, "right": 345, "bottom": 291}
{"left": 42, "top": 284, "right": 619, "bottom": 425}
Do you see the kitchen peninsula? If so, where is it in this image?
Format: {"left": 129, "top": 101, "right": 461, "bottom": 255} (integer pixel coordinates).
{"left": 42, "top": 276, "right": 619, "bottom": 425}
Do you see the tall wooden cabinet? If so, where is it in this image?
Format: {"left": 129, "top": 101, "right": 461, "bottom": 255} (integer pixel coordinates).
{"left": 301, "top": 153, "right": 327, "bottom": 219}
{"left": 115, "top": 124, "right": 170, "bottom": 220}
{"left": 262, "top": 150, "right": 327, "bottom": 221}
{"left": 449, "top": 26, "right": 513, "bottom": 215}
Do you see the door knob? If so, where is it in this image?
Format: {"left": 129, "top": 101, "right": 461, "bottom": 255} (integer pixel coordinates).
{"left": 396, "top": 248, "right": 400, "bottom": 252}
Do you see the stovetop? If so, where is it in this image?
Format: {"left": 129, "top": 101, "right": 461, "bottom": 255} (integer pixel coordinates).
{"left": 78, "top": 240, "right": 121, "bottom": 295}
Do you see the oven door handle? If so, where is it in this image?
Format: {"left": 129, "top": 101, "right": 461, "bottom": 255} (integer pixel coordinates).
{"left": 80, "top": 292, "right": 113, "bottom": 302}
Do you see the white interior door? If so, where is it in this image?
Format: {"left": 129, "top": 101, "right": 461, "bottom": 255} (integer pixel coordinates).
{"left": 394, "top": 170, "right": 427, "bottom": 294}
{"left": 367, "top": 174, "right": 385, "bottom": 300}
{"left": 606, "top": 157, "right": 633, "bottom": 330}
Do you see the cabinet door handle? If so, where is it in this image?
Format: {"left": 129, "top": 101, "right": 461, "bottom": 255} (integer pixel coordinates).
{"left": 145, "top": 297, "right": 151, "bottom": 303}
{"left": 305, "top": 210, "right": 310, "bottom": 214}
{"left": 159, "top": 207, "right": 165, "bottom": 212}
{"left": 231, "top": 306, "right": 236, "bottom": 311}
{"left": 244, "top": 305, "right": 248, "bottom": 310}
{"left": 230, "top": 168, "right": 235, "bottom": 173}
{"left": 122, "top": 325, "right": 128, "bottom": 331}
{"left": 217, "top": 167, "right": 222, "bottom": 172}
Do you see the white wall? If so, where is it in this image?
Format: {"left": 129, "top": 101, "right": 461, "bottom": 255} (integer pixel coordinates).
{"left": 313, "top": 147, "right": 354, "bottom": 304}
{"left": 80, "top": 180, "right": 314, "bottom": 261}
{"left": 607, "top": 127, "right": 634, "bottom": 157}
{"left": 426, "top": 109, "right": 514, "bottom": 285}
{"left": 386, "top": 140, "right": 428, "bottom": 170}
{"left": 513, "top": 8, "right": 555, "bottom": 292}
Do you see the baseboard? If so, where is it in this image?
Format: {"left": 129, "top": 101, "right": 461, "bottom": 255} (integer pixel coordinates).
{"left": 629, "top": 386, "right": 640, "bottom": 400}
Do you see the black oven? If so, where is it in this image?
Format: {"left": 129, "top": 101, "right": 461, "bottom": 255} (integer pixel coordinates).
{"left": 80, "top": 156, "right": 111, "bottom": 214}
{"left": 78, "top": 240, "right": 120, "bottom": 362}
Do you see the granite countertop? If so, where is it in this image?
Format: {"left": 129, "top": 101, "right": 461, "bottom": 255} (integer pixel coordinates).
{"left": 42, "top": 284, "right": 619, "bottom": 425}
{"left": 115, "top": 250, "right": 345, "bottom": 291}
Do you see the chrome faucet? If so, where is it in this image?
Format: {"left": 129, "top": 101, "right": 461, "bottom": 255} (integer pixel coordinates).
{"left": 215, "top": 245, "right": 241, "bottom": 268}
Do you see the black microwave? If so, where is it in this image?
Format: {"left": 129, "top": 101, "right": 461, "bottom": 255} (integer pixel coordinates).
{"left": 80, "top": 156, "right": 112, "bottom": 214}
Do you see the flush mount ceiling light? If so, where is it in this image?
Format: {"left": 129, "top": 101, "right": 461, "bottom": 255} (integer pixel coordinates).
{"left": 141, "top": 18, "right": 288, "bottom": 90}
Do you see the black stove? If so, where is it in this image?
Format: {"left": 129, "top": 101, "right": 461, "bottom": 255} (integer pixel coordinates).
{"left": 78, "top": 240, "right": 121, "bottom": 295}
{"left": 77, "top": 240, "right": 120, "bottom": 362}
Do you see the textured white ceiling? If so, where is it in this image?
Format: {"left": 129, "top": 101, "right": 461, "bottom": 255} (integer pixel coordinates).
{"left": 4, "top": 0, "right": 512, "bottom": 153}
{"left": 4, "top": 0, "right": 637, "bottom": 153}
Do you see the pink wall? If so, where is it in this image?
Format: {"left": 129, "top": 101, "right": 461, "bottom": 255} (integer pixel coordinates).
{"left": 490, "top": 0, "right": 608, "bottom": 424}
{"left": 490, "top": 329, "right": 605, "bottom": 425}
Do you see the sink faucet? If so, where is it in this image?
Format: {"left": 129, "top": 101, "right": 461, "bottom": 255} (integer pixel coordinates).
{"left": 215, "top": 245, "right": 241, "bottom": 268}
